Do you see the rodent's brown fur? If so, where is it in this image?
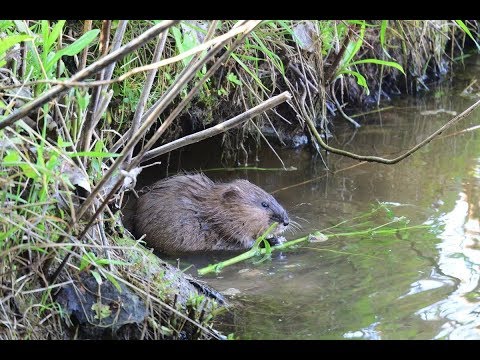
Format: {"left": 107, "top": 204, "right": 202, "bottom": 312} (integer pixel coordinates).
{"left": 134, "top": 173, "right": 289, "bottom": 254}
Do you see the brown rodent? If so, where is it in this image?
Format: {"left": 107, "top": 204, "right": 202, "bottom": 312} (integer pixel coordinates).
{"left": 133, "top": 173, "right": 289, "bottom": 254}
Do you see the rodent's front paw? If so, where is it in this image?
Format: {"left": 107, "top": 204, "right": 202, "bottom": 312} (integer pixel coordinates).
{"left": 264, "top": 236, "right": 286, "bottom": 247}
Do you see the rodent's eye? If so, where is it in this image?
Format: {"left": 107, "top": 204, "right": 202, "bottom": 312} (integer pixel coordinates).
{"left": 261, "top": 202, "right": 269, "bottom": 208}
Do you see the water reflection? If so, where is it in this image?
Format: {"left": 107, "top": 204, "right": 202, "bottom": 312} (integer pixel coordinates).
{"left": 415, "top": 158, "right": 480, "bottom": 339}
{"left": 343, "top": 321, "right": 381, "bottom": 340}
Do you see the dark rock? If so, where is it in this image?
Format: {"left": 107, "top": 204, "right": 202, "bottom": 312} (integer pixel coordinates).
{"left": 56, "top": 272, "right": 147, "bottom": 339}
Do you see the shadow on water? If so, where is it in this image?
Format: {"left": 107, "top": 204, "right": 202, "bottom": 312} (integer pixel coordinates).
{"left": 129, "top": 55, "right": 480, "bottom": 339}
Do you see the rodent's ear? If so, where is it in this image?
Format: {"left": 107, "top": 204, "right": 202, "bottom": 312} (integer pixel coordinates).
{"left": 223, "top": 185, "right": 241, "bottom": 201}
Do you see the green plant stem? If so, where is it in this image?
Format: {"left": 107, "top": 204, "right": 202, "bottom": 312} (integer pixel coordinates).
{"left": 198, "top": 222, "right": 278, "bottom": 275}
{"left": 326, "top": 224, "right": 428, "bottom": 238}
{"left": 197, "top": 223, "right": 430, "bottom": 275}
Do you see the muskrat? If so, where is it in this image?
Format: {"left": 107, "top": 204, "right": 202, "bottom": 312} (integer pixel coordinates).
{"left": 133, "top": 173, "right": 289, "bottom": 254}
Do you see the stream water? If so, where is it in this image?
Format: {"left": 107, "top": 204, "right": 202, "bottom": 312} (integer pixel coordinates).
{"left": 137, "top": 55, "right": 480, "bottom": 339}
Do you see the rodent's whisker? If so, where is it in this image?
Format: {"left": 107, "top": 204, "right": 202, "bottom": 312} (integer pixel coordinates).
{"left": 292, "top": 216, "right": 309, "bottom": 224}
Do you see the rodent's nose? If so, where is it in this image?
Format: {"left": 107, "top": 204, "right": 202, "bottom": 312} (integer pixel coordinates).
{"left": 283, "top": 220, "right": 289, "bottom": 226}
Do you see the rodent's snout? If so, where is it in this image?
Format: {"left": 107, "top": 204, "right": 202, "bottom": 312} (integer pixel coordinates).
{"left": 271, "top": 211, "right": 289, "bottom": 227}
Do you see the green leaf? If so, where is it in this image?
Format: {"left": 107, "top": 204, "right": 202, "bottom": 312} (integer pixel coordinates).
{"left": 92, "top": 302, "right": 111, "bottom": 320}
{"left": 380, "top": 20, "right": 388, "bottom": 48}
{"left": 68, "top": 151, "right": 120, "bottom": 158}
{"left": 4, "top": 191, "right": 27, "bottom": 204}
{"left": 341, "top": 21, "right": 366, "bottom": 68}
{"left": 96, "top": 258, "right": 131, "bottom": 267}
{"left": 41, "top": 20, "right": 49, "bottom": 49}
{"left": 105, "top": 273, "right": 122, "bottom": 293}
{"left": 44, "top": 20, "right": 66, "bottom": 56}
{"left": 3, "top": 149, "right": 20, "bottom": 164}
{"left": 46, "top": 29, "right": 100, "bottom": 71}
{"left": 0, "top": 20, "right": 14, "bottom": 32}
{"left": 171, "top": 26, "right": 183, "bottom": 52}
{"left": 231, "top": 53, "right": 269, "bottom": 92}
{"left": 91, "top": 270, "right": 103, "bottom": 285}
{"left": 46, "top": 153, "right": 59, "bottom": 171}
{"left": 76, "top": 88, "right": 91, "bottom": 111}
{"left": 3, "top": 150, "right": 39, "bottom": 179}
{"left": 20, "top": 163, "right": 39, "bottom": 180}
{"left": 338, "top": 69, "right": 369, "bottom": 94}
{"left": 57, "top": 136, "right": 73, "bottom": 148}
{"left": 455, "top": 20, "right": 480, "bottom": 51}
{"left": 79, "top": 251, "right": 96, "bottom": 271}
{"left": 233, "top": 54, "right": 263, "bottom": 62}
{"left": 0, "top": 34, "right": 33, "bottom": 57}
{"left": 226, "top": 72, "right": 242, "bottom": 86}
{"left": 0, "top": 227, "right": 18, "bottom": 244}
{"left": 181, "top": 33, "right": 197, "bottom": 66}
{"left": 348, "top": 58, "right": 405, "bottom": 75}
{"left": 277, "top": 20, "right": 295, "bottom": 37}
{"left": 250, "top": 32, "right": 285, "bottom": 75}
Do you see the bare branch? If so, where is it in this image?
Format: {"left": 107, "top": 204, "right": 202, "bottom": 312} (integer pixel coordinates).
{"left": 306, "top": 98, "right": 480, "bottom": 164}
{"left": 136, "top": 91, "right": 292, "bottom": 163}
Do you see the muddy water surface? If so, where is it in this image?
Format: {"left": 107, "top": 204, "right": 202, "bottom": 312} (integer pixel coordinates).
{"left": 138, "top": 56, "right": 480, "bottom": 339}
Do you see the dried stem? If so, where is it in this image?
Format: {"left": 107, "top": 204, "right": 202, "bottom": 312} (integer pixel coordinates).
{"left": 126, "top": 30, "right": 168, "bottom": 163}
{"left": 80, "top": 20, "right": 112, "bottom": 155}
{"left": 79, "top": 20, "right": 93, "bottom": 71}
